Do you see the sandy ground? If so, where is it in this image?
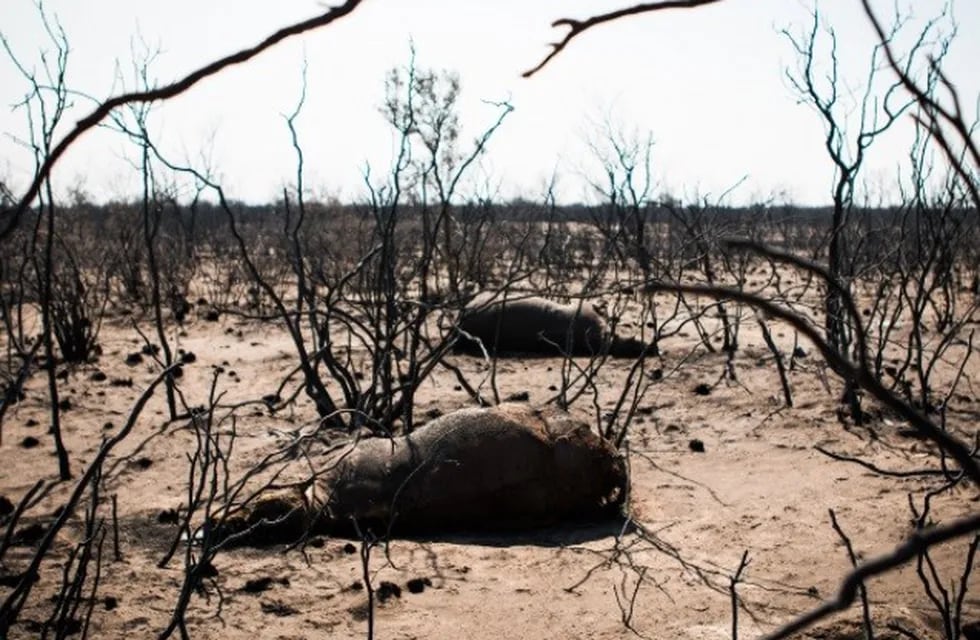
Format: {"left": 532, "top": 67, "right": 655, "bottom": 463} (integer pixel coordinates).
{"left": 1, "top": 298, "right": 979, "bottom": 639}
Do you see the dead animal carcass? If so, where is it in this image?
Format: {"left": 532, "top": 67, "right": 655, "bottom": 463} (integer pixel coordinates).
{"left": 220, "top": 404, "right": 627, "bottom": 544}
{"left": 456, "top": 293, "right": 653, "bottom": 357}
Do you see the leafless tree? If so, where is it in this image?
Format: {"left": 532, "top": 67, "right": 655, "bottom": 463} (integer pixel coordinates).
{"left": 584, "top": 119, "right": 657, "bottom": 282}
{"left": 2, "top": 6, "right": 74, "bottom": 479}
{"left": 781, "top": 3, "right": 953, "bottom": 424}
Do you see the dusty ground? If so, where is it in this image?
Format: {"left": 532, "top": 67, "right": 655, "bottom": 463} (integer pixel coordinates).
{"left": 1, "top": 295, "right": 979, "bottom": 639}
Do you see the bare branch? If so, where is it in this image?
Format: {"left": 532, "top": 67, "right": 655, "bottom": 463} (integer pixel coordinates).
{"left": 523, "top": 0, "right": 725, "bottom": 78}
{"left": 760, "top": 512, "right": 980, "bottom": 640}
{"left": 815, "top": 446, "right": 954, "bottom": 479}
{"left": 859, "top": 0, "right": 979, "bottom": 209}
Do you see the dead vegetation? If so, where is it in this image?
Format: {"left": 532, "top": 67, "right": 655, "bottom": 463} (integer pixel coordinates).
{"left": 1, "top": 1, "right": 979, "bottom": 639}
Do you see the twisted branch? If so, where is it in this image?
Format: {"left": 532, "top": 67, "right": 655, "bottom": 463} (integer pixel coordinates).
{"left": 523, "top": 0, "right": 726, "bottom": 77}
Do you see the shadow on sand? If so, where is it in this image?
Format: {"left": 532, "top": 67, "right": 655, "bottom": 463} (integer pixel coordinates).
{"left": 371, "top": 513, "right": 634, "bottom": 548}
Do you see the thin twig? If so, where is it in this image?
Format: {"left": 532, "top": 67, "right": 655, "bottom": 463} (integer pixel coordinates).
{"left": 730, "top": 550, "right": 750, "bottom": 640}
{"left": 829, "top": 509, "right": 874, "bottom": 640}
{"left": 523, "top": 0, "right": 725, "bottom": 77}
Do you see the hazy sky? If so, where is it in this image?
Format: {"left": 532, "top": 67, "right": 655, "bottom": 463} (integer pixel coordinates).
{"left": 1, "top": 1, "right": 977, "bottom": 206}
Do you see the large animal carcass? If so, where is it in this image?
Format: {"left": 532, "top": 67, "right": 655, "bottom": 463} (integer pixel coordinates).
{"left": 456, "top": 292, "right": 653, "bottom": 357}
{"left": 219, "top": 404, "right": 627, "bottom": 544}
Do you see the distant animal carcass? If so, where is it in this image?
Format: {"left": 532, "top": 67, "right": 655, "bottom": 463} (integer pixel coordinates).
{"left": 456, "top": 292, "right": 653, "bottom": 357}
{"left": 218, "top": 403, "right": 627, "bottom": 544}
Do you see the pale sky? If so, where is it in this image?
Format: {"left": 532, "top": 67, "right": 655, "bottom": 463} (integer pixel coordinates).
{"left": 1, "top": 1, "right": 977, "bottom": 206}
